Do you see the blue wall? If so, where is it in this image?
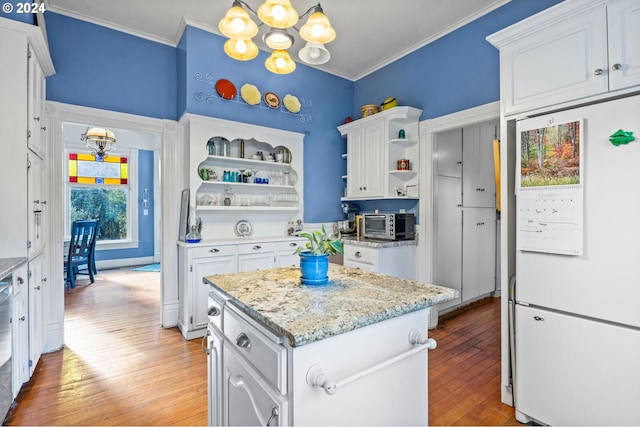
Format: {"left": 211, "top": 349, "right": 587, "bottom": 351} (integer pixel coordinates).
{"left": 94, "top": 149, "right": 155, "bottom": 262}
{"left": 45, "top": 13, "right": 177, "bottom": 120}
{"left": 354, "top": 0, "right": 563, "bottom": 120}
{"left": 179, "top": 26, "right": 353, "bottom": 222}
{"left": 42, "top": 0, "right": 563, "bottom": 229}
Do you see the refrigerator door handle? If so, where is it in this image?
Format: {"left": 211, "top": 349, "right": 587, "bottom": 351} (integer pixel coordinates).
{"left": 533, "top": 315, "right": 545, "bottom": 321}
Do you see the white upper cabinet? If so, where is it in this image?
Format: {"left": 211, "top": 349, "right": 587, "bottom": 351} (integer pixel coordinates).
{"left": 338, "top": 106, "right": 422, "bottom": 200}
{"left": 487, "top": 0, "right": 640, "bottom": 115}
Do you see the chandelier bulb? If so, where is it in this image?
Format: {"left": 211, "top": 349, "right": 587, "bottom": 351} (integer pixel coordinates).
{"left": 275, "top": 57, "right": 286, "bottom": 69}
{"left": 231, "top": 17, "right": 245, "bottom": 32}
{"left": 235, "top": 39, "right": 247, "bottom": 54}
{"left": 272, "top": 5, "right": 285, "bottom": 20}
{"left": 312, "top": 23, "right": 324, "bottom": 38}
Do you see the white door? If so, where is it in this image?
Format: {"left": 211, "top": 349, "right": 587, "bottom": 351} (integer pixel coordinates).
{"left": 434, "top": 175, "right": 462, "bottom": 309}
{"left": 462, "top": 208, "right": 496, "bottom": 301}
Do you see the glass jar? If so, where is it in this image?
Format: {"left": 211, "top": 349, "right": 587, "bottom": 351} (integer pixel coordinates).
{"left": 220, "top": 138, "right": 231, "bottom": 157}
{"left": 223, "top": 187, "right": 235, "bottom": 206}
{"left": 206, "top": 138, "right": 216, "bottom": 156}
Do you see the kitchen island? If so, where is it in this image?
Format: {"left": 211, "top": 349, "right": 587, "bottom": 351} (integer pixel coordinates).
{"left": 204, "top": 264, "right": 457, "bottom": 426}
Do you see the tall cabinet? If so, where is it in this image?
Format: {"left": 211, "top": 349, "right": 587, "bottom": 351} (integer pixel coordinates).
{"left": 0, "top": 18, "right": 54, "bottom": 397}
{"left": 434, "top": 120, "right": 498, "bottom": 310}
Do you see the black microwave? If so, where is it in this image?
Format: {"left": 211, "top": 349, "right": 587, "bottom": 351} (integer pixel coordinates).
{"left": 362, "top": 213, "right": 415, "bottom": 240}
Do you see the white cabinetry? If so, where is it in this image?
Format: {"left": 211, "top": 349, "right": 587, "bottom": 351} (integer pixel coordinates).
{"left": 178, "top": 237, "right": 305, "bottom": 339}
{"left": 11, "top": 263, "right": 28, "bottom": 397}
{"left": 434, "top": 120, "right": 497, "bottom": 310}
{"left": 487, "top": 0, "right": 640, "bottom": 115}
{"left": 27, "top": 152, "right": 45, "bottom": 257}
{"left": 27, "top": 254, "right": 46, "bottom": 377}
{"left": 180, "top": 114, "right": 304, "bottom": 241}
{"left": 343, "top": 121, "right": 385, "bottom": 199}
{"left": 238, "top": 242, "right": 276, "bottom": 272}
{"left": 343, "top": 243, "right": 417, "bottom": 280}
{"left": 338, "top": 107, "right": 422, "bottom": 200}
{"left": 211, "top": 299, "right": 432, "bottom": 426}
{"left": 178, "top": 244, "right": 237, "bottom": 339}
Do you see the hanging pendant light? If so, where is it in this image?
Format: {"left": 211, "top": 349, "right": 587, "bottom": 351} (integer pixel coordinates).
{"left": 257, "top": 0, "right": 298, "bottom": 29}
{"left": 81, "top": 127, "right": 116, "bottom": 158}
{"left": 299, "top": 5, "right": 335, "bottom": 44}
{"left": 218, "top": 1, "right": 259, "bottom": 39}
{"left": 265, "top": 49, "right": 296, "bottom": 74}
{"left": 224, "top": 38, "right": 259, "bottom": 60}
{"left": 298, "top": 42, "right": 330, "bottom": 65}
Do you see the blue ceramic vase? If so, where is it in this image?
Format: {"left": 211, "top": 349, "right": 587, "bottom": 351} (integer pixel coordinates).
{"left": 299, "top": 252, "right": 329, "bottom": 285}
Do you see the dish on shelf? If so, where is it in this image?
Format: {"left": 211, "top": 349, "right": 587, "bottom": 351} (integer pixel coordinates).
{"left": 241, "top": 83, "right": 261, "bottom": 105}
{"left": 283, "top": 94, "right": 301, "bottom": 113}
{"left": 264, "top": 92, "right": 280, "bottom": 109}
{"left": 215, "top": 79, "right": 237, "bottom": 100}
{"left": 234, "top": 220, "right": 253, "bottom": 237}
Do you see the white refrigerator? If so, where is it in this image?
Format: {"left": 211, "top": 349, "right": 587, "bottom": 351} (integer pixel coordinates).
{"left": 513, "top": 95, "right": 640, "bottom": 426}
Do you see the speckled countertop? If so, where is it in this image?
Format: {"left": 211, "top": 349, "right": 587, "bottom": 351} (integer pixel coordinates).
{"left": 342, "top": 237, "right": 418, "bottom": 248}
{"left": 0, "top": 257, "right": 28, "bottom": 279}
{"left": 204, "top": 264, "right": 457, "bottom": 347}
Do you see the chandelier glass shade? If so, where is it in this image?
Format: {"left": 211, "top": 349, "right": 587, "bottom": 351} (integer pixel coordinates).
{"left": 81, "top": 127, "right": 116, "bottom": 158}
{"left": 219, "top": 1, "right": 335, "bottom": 74}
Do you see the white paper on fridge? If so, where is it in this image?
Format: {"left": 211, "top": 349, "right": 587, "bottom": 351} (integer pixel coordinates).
{"left": 516, "top": 116, "right": 584, "bottom": 255}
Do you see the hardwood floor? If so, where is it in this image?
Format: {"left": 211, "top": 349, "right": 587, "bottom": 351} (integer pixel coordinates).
{"left": 5, "top": 268, "right": 519, "bottom": 426}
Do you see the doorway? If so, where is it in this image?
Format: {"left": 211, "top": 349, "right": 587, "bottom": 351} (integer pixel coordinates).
{"left": 44, "top": 102, "right": 181, "bottom": 353}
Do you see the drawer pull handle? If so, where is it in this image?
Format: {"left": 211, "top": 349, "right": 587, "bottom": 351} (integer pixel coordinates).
{"left": 594, "top": 68, "right": 604, "bottom": 75}
{"left": 306, "top": 340, "right": 433, "bottom": 396}
{"left": 355, "top": 251, "right": 362, "bottom": 258}
{"left": 201, "top": 330, "right": 210, "bottom": 355}
{"left": 236, "top": 332, "right": 251, "bottom": 349}
{"left": 266, "top": 406, "right": 279, "bottom": 427}
{"left": 207, "top": 306, "right": 220, "bottom": 316}
{"left": 612, "top": 63, "right": 622, "bottom": 71}
{"left": 209, "top": 248, "right": 220, "bottom": 253}
{"left": 289, "top": 242, "right": 297, "bottom": 247}
{"left": 252, "top": 245, "right": 262, "bottom": 250}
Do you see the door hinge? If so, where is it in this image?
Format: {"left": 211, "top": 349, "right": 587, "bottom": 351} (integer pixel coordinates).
{"left": 27, "top": 129, "right": 31, "bottom": 138}
{"left": 190, "top": 316, "right": 193, "bottom": 325}
{"left": 29, "top": 359, "right": 33, "bottom": 367}
{"left": 27, "top": 48, "right": 32, "bottom": 59}
{"left": 190, "top": 265, "right": 193, "bottom": 272}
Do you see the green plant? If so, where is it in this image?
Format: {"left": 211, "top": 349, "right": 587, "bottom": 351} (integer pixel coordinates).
{"left": 294, "top": 225, "right": 344, "bottom": 256}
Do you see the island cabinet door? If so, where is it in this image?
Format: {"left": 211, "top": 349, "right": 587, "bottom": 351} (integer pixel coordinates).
{"left": 222, "top": 342, "right": 289, "bottom": 427}
{"left": 291, "top": 308, "right": 430, "bottom": 426}
{"left": 192, "top": 255, "right": 236, "bottom": 331}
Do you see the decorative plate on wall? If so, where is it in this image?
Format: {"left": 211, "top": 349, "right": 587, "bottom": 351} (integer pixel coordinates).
{"left": 215, "top": 79, "right": 237, "bottom": 100}
{"left": 264, "top": 92, "right": 280, "bottom": 109}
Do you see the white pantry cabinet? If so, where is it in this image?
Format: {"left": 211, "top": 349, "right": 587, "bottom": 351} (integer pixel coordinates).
{"left": 11, "top": 263, "right": 28, "bottom": 397}
{"left": 487, "top": 0, "right": 640, "bottom": 115}
{"left": 338, "top": 106, "right": 422, "bottom": 200}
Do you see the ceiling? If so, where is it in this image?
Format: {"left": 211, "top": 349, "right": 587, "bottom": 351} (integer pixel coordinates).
{"left": 43, "top": 0, "right": 509, "bottom": 81}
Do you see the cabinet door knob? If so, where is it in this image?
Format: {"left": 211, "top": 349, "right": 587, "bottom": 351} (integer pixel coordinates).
{"left": 209, "top": 248, "right": 220, "bottom": 253}
{"left": 17, "top": 277, "right": 24, "bottom": 284}
{"left": 594, "top": 68, "right": 604, "bottom": 75}
{"left": 612, "top": 63, "right": 622, "bottom": 71}
{"left": 289, "top": 242, "right": 297, "bottom": 247}
{"left": 34, "top": 285, "right": 41, "bottom": 290}
{"left": 236, "top": 332, "right": 251, "bottom": 349}
{"left": 19, "top": 316, "right": 26, "bottom": 321}
{"left": 354, "top": 251, "right": 361, "bottom": 258}
{"left": 207, "top": 306, "right": 220, "bottom": 316}
{"left": 252, "top": 245, "right": 262, "bottom": 250}
{"left": 456, "top": 161, "right": 462, "bottom": 165}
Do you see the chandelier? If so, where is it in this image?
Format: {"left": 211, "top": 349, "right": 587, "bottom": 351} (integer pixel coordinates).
{"left": 81, "top": 127, "right": 116, "bottom": 158}
{"left": 219, "top": 0, "right": 336, "bottom": 74}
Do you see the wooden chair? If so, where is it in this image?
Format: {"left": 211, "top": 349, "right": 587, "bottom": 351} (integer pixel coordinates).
{"left": 65, "top": 219, "right": 99, "bottom": 289}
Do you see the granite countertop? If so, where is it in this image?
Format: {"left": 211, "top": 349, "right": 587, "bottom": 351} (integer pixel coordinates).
{"left": 0, "top": 257, "right": 28, "bottom": 279}
{"left": 204, "top": 264, "right": 457, "bottom": 347}
{"left": 342, "top": 237, "right": 418, "bottom": 248}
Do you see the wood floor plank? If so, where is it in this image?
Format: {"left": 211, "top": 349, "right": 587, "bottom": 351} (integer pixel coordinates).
{"left": 4, "top": 268, "right": 520, "bottom": 426}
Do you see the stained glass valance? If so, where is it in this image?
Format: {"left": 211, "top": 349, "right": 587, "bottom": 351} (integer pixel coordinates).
{"left": 69, "top": 153, "right": 128, "bottom": 185}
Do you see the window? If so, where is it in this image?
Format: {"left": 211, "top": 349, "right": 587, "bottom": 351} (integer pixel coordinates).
{"left": 65, "top": 150, "right": 138, "bottom": 249}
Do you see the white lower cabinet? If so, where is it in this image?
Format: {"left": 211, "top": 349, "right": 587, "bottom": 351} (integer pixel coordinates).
{"left": 179, "top": 237, "right": 305, "bottom": 339}
{"left": 179, "top": 244, "right": 237, "bottom": 339}
{"left": 343, "top": 243, "right": 416, "bottom": 280}
{"left": 11, "top": 263, "right": 28, "bottom": 397}
{"left": 208, "top": 297, "right": 431, "bottom": 426}
{"left": 27, "top": 254, "right": 45, "bottom": 376}
{"left": 238, "top": 243, "right": 276, "bottom": 273}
